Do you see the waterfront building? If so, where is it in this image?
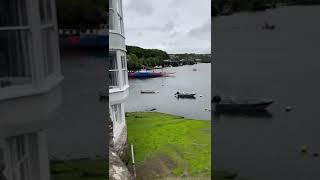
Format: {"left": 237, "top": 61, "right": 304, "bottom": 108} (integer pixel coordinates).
{"left": 109, "top": 0, "right": 129, "bottom": 150}
{"left": 0, "top": 0, "right": 62, "bottom": 179}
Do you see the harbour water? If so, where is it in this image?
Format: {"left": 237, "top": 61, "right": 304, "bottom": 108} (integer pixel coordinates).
{"left": 48, "top": 50, "right": 107, "bottom": 159}
{"left": 126, "top": 63, "right": 211, "bottom": 120}
{"left": 213, "top": 5, "right": 320, "bottom": 180}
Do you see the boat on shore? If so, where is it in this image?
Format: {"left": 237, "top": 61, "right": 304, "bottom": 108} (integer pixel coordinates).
{"left": 212, "top": 95, "right": 274, "bottom": 112}
{"left": 174, "top": 92, "right": 196, "bottom": 99}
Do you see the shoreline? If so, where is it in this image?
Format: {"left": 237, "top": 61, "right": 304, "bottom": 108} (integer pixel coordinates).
{"left": 212, "top": 2, "right": 320, "bottom": 17}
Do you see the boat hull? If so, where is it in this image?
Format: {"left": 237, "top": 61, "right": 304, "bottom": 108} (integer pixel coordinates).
{"left": 176, "top": 94, "right": 196, "bottom": 99}
{"left": 215, "top": 101, "right": 273, "bottom": 112}
{"left": 129, "top": 72, "right": 166, "bottom": 78}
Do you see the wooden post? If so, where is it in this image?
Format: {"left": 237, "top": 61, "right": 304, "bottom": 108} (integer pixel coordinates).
{"left": 131, "top": 144, "right": 136, "bottom": 178}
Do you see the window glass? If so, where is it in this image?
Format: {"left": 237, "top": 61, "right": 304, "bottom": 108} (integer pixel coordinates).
{"left": 0, "top": 30, "right": 32, "bottom": 88}
{"left": 109, "top": 52, "right": 119, "bottom": 88}
{"left": 7, "top": 135, "right": 30, "bottom": 180}
{"left": 116, "top": 15, "right": 121, "bottom": 32}
{"left": 0, "top": 0, "right": 28, "bottom": 27}
{"left": 39, "top": 0, "right": 53, "bottom": 24}
{"left": 111, "top": 104, "right": 122, "bottom": 124}
{"left": 41, "top": 28, "right": 55, "bottom": 76}
{"left": 109, "top": 0, "right": 113, "bottom": 9}
{"left": 109, "top": 10, "right": 115, "bottom": 30}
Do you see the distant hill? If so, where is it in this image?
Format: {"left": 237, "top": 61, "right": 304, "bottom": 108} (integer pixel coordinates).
{"left": 126, "top": 45, "right": 169, "bottom": 70}
{"left": 169, "top": 53, "right": 211, "bottom": 63}
{"left": 126, "top": 45, "right": 211, "bottom": 70}
{"left": 212, "top": 0, "right": 320, "bottom": 16}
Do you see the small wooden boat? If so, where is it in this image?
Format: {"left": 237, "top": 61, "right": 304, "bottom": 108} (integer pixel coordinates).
{"left": 262, "top": 22, "right": 275, "bottom": 30}
{"left": 141, "top": 90, "right": 157, "bottom": 94}
{"left": 213, "top": 95, "right": 273, "bottom": 112}
{"left": 174, "top": 92, "right": 196, "bottom": 98}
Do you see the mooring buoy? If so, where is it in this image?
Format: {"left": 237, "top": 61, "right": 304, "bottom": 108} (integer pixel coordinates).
{"left": 300, "top": 145, "right": 308, "bottom": 153}
{"left": 285, "top": 106, "right": 292, "bottom": 112}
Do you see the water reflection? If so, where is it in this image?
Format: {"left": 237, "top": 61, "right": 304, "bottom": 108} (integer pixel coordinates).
{"left": 214, "top": 109, "right": 273, "bottom": 119}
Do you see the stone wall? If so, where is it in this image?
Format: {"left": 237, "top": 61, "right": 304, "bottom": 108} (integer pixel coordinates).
{"left": 109, "top": 148, "right": 133, "bottom": 180}
{"left": 113, "top": 124, "right": 129, "bottom": 164}
{"left": 108, "top": 117, "right": 132, "bottom": 180}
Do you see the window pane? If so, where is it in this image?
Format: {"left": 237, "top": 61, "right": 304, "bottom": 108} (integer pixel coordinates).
{"left": 109, "top": 0, "right": 113, "bottom": 8}
{"left": 46, "top": 0, "right": 53, "bottom": 21}
{"left": 117, "top": 15, "right": 121, "bottom": 32}
{"left": 0, "top": 30, "right": 32, "bottom": 88}
{"left": 0, "top": 0, "right": 28, "bottom": 26}
{"left": 39, "top": 0, "right": 53, "bottom": 24}
{"left": 109, "top": 10, "right": 114, "bottom": 30}
{"left": 41, "top": 28, "right": 55, "bottom": 76}
{"left": 122, "top": 70, "right": 127, "bottom": 86}
{"left": 109, "top": 52, "right": 117, "bottom": 70}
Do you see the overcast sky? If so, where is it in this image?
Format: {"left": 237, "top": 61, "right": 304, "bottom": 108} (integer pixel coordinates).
{"left": 123, "top": 0, "right": 211, "bottom": 54}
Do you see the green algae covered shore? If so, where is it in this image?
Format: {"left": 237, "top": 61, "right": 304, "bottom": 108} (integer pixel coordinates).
{"left": 126, "top": 112, "right": 211, "bottom": 179}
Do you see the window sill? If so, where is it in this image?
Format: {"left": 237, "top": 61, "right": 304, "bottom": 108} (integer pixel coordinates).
{"left": 109, "top": 84, "right": 129, "bottom": 94}
{"left": 0, "top": 75, "right": 63, "bottom": 101}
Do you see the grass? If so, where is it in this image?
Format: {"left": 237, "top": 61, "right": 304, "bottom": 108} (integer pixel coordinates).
{"left": 50, "top": 159, "right": 107, "bottom": 180}
{"left": 127, "top": 112, "right": 211, "bottom": 179}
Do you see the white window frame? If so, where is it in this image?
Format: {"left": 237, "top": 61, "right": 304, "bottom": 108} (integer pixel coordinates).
{"left": 0, "top": 0, "right": 62, "bottom": 100}
{"left": 121, "top": 55, "right": 128, "bottom": 86}
{"left": 0, "top": 0, "right": 33, "bottom": 93}
{"left": 109, "top": 0, "right": 124, "bottom": 36}
{"left": 7, "top": 135, "right": 32, "bottom": 180}
{"left": 109, "top": 51, "right": 119, "bottom": 89}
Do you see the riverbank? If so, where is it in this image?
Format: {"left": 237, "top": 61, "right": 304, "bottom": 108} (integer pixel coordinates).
{"left": 212, "top": 0, "right": 320, "bottom": 17}
{"left": 50, "top": 159, "right": 106, "bottom": 180}
{"left": 126, "top": 112, "right": 211, "bottom": 179}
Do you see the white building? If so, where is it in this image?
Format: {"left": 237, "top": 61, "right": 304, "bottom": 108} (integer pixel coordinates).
{"left": 0, "top": 0, "right": 62, "bottom": 179}
{"left": 109, "top": 0, "right": 129, "bottom": 145}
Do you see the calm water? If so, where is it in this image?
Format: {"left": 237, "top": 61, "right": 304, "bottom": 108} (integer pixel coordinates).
{"left": 213, "top": 5, "right": 320, "bottom": 180}
{"left": 126, "top": 63, "right": 211, "bottom": 120}
{"left": 48, "top": 50, "right": 107, "bottom": 159}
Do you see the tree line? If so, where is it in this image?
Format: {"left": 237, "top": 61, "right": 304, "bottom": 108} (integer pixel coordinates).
{"left": 212, "top": 0, "right": 320, "bottom": 16}
{"left": 126, "top": 46, "right": 170, "bottom": 70}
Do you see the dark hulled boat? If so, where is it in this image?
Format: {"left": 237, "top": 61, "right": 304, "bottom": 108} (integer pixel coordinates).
{"left": 174, "top": 92, "right": 196, "bottom": 99}
{"left": 213, "top": 96, "right": 274, "bottom": 112}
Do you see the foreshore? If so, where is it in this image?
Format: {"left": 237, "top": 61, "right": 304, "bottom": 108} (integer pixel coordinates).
{"left": 126, "top": 112, "right": 211, "bottom": 179}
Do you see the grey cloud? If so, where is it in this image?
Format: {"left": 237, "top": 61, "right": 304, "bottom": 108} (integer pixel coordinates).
{"left": 164, "top": 21, "right": 175, "bottom": 31}
{"left": 127, "top": 0, "right": 154, "bottom": 15}
{"left": 169, "top": 0, "right": 184, "bottom": 7}
{"left": 126, "top": 21, "right": 175, "bottom": 32}
{"left": 187, "top": 20, "right": 211, "bottom": 40}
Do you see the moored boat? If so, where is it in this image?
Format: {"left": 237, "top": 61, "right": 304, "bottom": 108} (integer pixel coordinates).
{"left": 141, "top": 90, "right": 157, "bottom": 94}
{"left": 128, "top": 70, "right": 174, "bottom": 78}
{"left": 212, "top": 95, "right": 274, "bottom": 112}
{"left": 174, "top": 92, "right": 196, "bottom": 98}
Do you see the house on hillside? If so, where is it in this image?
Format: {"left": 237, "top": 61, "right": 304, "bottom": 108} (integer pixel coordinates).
{"left": 0, "top": 0, "right": 62, "bottom": 179}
